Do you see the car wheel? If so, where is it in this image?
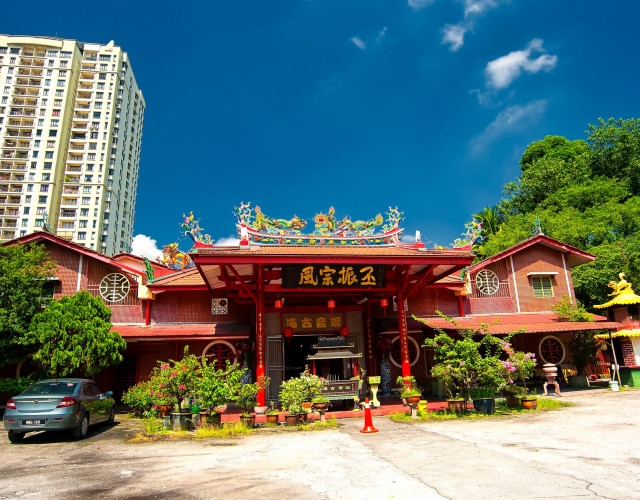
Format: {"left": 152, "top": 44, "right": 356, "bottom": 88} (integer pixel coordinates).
{"left": 72, "top": 414, "right": 89, "bottom": 440}
{"left": 7, "top": 430, "right": 25, "bottom": 443}
{"left": 107, "top": 407, "right": 115, "bottom": 425}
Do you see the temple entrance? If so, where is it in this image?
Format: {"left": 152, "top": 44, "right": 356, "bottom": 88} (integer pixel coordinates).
{"left": 284, "top": 335, "right": 318, "bottom": 380}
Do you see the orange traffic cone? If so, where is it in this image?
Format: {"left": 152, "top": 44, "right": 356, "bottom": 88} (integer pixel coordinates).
{"left": 360, "top": 398, "right": 378, "bottom": 434}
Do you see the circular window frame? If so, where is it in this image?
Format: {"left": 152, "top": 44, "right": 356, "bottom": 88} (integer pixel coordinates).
{"left": 99, "top": 273, "right": 130, "bottom": 303}
{"left": 202, "top": 340, "right": 238, "bottom": 370}
{"left": 389, "top": 336, "right": 420, "bottom": 368}
{"left": 475, "top": 269, "right": 500, "bottom": 295}
{"left": 539, "top": 335, "right": 566, "bottom": 365}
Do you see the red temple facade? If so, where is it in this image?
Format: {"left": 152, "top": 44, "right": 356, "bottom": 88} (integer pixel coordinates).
{"left": 6, "top": 207, "right": 629, "bottom": 400}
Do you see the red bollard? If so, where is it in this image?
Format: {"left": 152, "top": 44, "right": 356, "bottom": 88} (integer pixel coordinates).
{"left": 360, "top": 398, "right": 378, "bottom": 434}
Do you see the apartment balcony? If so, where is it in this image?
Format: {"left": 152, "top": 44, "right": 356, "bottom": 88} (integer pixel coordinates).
{"left": 63, "top": 187, "right": 79, "bottom": 195}
{"left": 1, "top": 231, "right": 17, "bottom": 240}
{"left": 59, "top": 210, "right": 76, "bottom": 219}
{"left": 76, "top": 91, "right": 92, "bottom": 100}
{"left": 67, "top": 154, "right": 84, "bottom": 162}
{"left": 75, "top": 104, "right": 91, "bottom": 110}
{"left": 3, "top": 197, "right": 22, "bottom": 205}
{"left": 3, "top": 141, "right": 17, "bottom": 148}
{"left": 73, "top": 113, "right": 89, "bottom": 120}
{"left": 71, "top": 133, "right": 86, "bottom": 140}
{"left": 19, "top": 131, "right": 33, "bottom": 138}
{"left": 72, "top": 123, "right": 88, "bottom": 130}
{"left": 84, "top": 55, "right": 97, "bottom": 61}
{"left": 65, "top": 165, "right": 82, "bottom": 172}
{"left": 61, "top": 201, "right": 77, "bottom": 207}
{"left": 64, "top": 175, "right": 80, "bottom": 184}
{"left": 69, "top": 144, "right": 85, "bottom": 151}
{"left": 79, "top": 73, "right": 95, "bottom": 81}
{"left": 78, "top": 83, "right": 94, "bottom": 90}
{"left": 0, "top": 163, "right": 13, "bottom": 171}
{"left": 2, "top": 221, "right": 18, "bottom": 229}
{"left": 0, "top": 175, "right": 9, "bottom": 181}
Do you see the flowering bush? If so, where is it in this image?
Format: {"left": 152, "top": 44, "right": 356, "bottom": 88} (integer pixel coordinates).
{"left": 236, "top": 375, "right": 270, "bottom": 415}
{"left": 300, "top": 375, "right": 327, "bottom": 403}
{"left": 278, "top": 377, "right": 307, "bottom": 415}
{"left": 122, "top": 380, "right": 155, "bottom": 412}
{"left": 149, "top": 347, "right": 200, "bottom": 411}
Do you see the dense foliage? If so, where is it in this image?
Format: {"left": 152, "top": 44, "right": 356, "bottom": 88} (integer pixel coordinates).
{"left": 0, "top": 243, "right": 55, "bottom": 367}
{"left": 28, "top": 290, "right": 126, "bottom": 377}
{"left": 469, "top": 118, "right": 640, "bottom": 308}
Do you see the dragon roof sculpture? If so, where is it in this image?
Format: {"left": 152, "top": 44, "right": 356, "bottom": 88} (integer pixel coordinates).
{"left": 233, "top": 202, "right": 415, "bottom": 247}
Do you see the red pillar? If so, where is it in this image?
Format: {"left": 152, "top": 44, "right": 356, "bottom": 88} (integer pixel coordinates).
{"left": 256, "top": 265, "right": 266, "bottom": 407}
{"left": 145, "top": 299, "right": 151, "bottom": 326}
{"left": 396, "top": 266, "right": 411, "bottom": 379}
{"left": 363, "top": 301, "right": 375, "bottom": 376}
{"left": 457, "top": 295, "right": 464, "bottom": 317}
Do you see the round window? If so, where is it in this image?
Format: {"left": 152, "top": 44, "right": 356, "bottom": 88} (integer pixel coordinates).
{"left": 539, "top": 336, "right": 565, "bottom": 364}
{"left": 99, "top": 273, "right": 130, "bottom": 303}
{"left": 475, "top": 269, "right": 500, "bottom": 295}
{"left": 389, "top": 336, "right": 420, "bottom": 368}
{"left": 202, "top": 340, "right": 238, "bottom": 370}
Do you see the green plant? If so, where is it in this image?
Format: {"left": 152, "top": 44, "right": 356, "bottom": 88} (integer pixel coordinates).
{"left": 553, "top": 295, "right": 594, "bottom": 322}
{"left": 122, "top": 380, "right": 157, "bottom": 413}
{"left": 197, "top": 358, "right": 244, "bottom": 412}
{"left": 396, "top": 375, "right": 421, "bottom": 397}
{"left": 502, "top": 384, "right": 526, "bottom": 398}
{"left": 266, "top": 401, "right": 280, "bottom": 415}
{"left": 569, "top": 331, "right": 604, "bottom": 375}
{"left": 0, "top": 376, "right": 38, "bottom": 396}
{"left": 279, "top": 377, "right": 306, "bottom": 414}
{"left": 523, "top": 387, "right": 538, "bottom": 400}
{"left": 235, "top": 376, "right": 270, "bottom": 415}
{"left": 311, "top": 396, "right": 329, "bottom": 404}
{"left": 300, "top": 375, "right": 327, "bottom": 402}
{"left": 469, "top": 387, "right": 496, "bottom": 399}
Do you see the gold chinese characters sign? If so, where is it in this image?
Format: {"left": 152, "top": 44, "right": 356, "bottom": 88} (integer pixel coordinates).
{"left": 284, "top": 313, "right": 343, "bottom": 333}
{"left": 282, "top": 264, "right": 385, "bottom": 289}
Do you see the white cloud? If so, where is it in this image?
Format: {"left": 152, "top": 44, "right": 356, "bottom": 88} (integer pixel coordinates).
{"left": 350, "top": 36, "right": 367, "bottom": 50}
{"left": 216, "top": 235, "right": 240, "bottom": 246}
{"left": 131, "top": 234, "right": 163, "bottom": 260}
{"left": 464, "top": 0, "right": 498, "bottom": 17}
{"left": 441, "top": 0, "right": 500, "bottom": 51}
{"left": 485, "top": 39, "right": 558, "bottom": 89}
{"left": 408, "top": 0, "right": 435, "bottom": 11}
{"left": 442, "top": 23, "right": 468, "bottom": 52}
{"left": 377, "top": 26, "right": 388, "bottom": 43}
{"left": 470, "top": 100, "right": 547, "bottom": 154}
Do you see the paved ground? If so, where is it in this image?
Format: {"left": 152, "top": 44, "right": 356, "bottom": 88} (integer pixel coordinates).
{"left": 1, "top": 390, "right": 639, "bottom": 500}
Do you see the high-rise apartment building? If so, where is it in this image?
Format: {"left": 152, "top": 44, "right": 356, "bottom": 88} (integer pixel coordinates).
{"left": 0, "top": 35, "right": 144, "bottom": 255}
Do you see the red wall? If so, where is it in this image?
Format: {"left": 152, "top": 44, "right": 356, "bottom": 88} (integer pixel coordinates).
{"left": 151, "top": 290, "right": 253, "bottom": 324}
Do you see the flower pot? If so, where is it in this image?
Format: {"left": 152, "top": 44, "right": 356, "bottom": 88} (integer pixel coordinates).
{"left": 505, "top": 396, "right": 521, "bottom": 408}
{"left": 299, "top": 412, "right": 308, "bottom": 423}
{"left": 313, "top": 402, "right": 329, "bottom": 412}
{"left": 159, "top": 405, "right": 173, "bottom": 417}
{"left": 447, "top": 399, "right": 466, "bottom": 415}
{"left": 240, "top": 414, "right": 256, "bottom": 428}
{"left": 521, "top": 398, "right": 538, "bottom": 410}
{"left": 284, "top": 414, "right": 299, "bottom": 426}
{"left": 472, "top": 398, "right": 496, "bottom": 415}
{"left": 405, "top": 395, "right": 421, "bottom": 406}
{"left": 170, "top": 412, "right": 192, "bottom": 431}
{"left": 266, "top": 414, "right": 279, "bottom": 424}
{"left": 201, "top": 412, "right": 221, "bottom": 427}
{"left": 301, "top": 402, "right": 312, "bottom": 412}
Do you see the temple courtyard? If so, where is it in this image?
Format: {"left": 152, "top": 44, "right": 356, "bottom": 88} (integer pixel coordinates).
{"left": 1, "top": 390, "right": 638, "bottom": 499}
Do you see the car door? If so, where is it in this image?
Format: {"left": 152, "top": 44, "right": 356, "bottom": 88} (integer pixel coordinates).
{"left": 91, "top": 383, "right": 111, "bottom": 422}
{"left": 81, "top": 382, "right": 101, "bottom": 423}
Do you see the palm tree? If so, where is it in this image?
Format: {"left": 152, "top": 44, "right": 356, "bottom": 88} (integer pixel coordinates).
{"left": 472, "top": 205, "right": 501, "bottom": 239}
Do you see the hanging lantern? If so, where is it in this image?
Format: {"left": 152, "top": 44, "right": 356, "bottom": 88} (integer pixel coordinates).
{"left": 380, "top": 297, "right": 388, "bottom": 308}
{"left": 328, "top": 299, "right": 335, "bottom": 310}
{"left": 340, "top": 325, "right": 349, "bottom": 337}
{"left": 283, "top": 327, "right": 294, "bottom": 339}
{"left": 274, "top": 298, "right": 283, "bottom": 309}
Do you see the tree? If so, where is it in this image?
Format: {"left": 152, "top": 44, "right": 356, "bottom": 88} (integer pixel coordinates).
{"left": 28, "top": 291, "right": 126, "bottom": 377}
{"left": 0, "top": 243, "right": 55, "bottom": 368}
{"left": 519, "top": 135, "right": 588, "bottom": 173}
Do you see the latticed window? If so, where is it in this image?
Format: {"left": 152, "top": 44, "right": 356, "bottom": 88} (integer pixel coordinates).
{"left": 531, "top": 276, "right": 553, "bottom": 298}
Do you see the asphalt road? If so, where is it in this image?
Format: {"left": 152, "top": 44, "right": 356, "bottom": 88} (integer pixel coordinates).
{"left": 1, "top": 390, "right": 639, "bottom": 500}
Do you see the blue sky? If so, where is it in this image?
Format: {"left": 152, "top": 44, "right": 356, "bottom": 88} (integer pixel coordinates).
{"left": 3, "top": 1, "right": 640, "bottom": 257}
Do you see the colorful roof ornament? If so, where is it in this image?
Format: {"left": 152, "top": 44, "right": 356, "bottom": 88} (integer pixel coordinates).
{"left": 157, "top": 243, "right": 191, "bottom": 269}
{"left": 434, "top": 220, "right": 482, "bottom": 251}
{"left": 182, "top": 211, "right": 215, "bottom": 247}
{"left": 594, "top": 273, "right": 640, "bottom": 309}
{"left": 233, "top": 202, "right": 421, "bottom": 247}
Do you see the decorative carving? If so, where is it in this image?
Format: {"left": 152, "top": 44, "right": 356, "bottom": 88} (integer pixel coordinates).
{"left": 157, "top": 243, "right": 191, "bottom": 269}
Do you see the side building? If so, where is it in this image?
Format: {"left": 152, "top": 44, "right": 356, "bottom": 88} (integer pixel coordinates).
{"left": 0, "top": 35, "right": 144, "bottom": 255}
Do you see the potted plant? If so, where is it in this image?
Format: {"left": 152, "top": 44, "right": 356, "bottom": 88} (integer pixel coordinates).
{"left": 301, "top": 374, "right": 327, "bottom": 412}
{"left": 311, "top": 396, "right": 330, "bottom": 412}
{"left": 502, "top": 384, "right": 526, "bottom": 408}
{"left": 469, "top": 386, "right": 497, "bottom": 415}
{"left": 197, "top": 358, "right": 244, "bottom": 426}
{"left": 279, "top": 377, "right": 306, "bottom": 426}
{"left": 236, "top": 376, "right": 270, "bottom": 428}
{"left": 521, "top": 388, "right": 538, "bottom": 410}
{"left": 265, "top": 401, "right": 280, "bottom": 425}
{"left": 150, "top": 348, "right": 201, "bottom": 430}
{"left": 396, "top": 375, "right": 421, "bottom": 406}
{"left": 569, "top": 331, "right": 603, "bottom": 387}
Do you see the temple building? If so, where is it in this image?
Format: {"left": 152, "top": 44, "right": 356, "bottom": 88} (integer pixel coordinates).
{"left": 5, "top": 205, "right": 631, "bottom": 401}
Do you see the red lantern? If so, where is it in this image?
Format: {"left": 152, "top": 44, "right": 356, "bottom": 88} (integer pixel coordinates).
{"left": 328, "top": 299, "right": 335, "bottom": 310}
{"left": 283, "top": 327, "right": 294, "bottom": 339}
{"left": 274, "top": 298, "right": 283, "bottom": 309}
{"left": 340, "top": 325, "right": 349, "bottom": 337}
{"left": 380, "top": 297, "right": 388, "bottom": 308}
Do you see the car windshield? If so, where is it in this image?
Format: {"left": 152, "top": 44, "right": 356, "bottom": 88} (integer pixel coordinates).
{"left": 22, "top": 382, "right": 78, "bottom": 396}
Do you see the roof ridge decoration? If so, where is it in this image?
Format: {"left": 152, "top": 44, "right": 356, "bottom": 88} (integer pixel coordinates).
{"left": 435, "top": 220, "right": 482, "bottom": 250}
{"left": 594, "top": 273, "right": 640, "bottom": 309}
{"left": 233, "top": 202, "right": 422, "bottom": 247}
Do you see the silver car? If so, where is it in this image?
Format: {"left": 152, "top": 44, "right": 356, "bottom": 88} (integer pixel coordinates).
{"left": 3, "top": 378, "right": 115, "bottom": 443}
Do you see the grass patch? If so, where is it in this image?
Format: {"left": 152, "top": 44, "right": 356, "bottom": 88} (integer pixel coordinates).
{"left": 195, "top": 423, "right": 252, "bottom": 439}
{"left": 298, "top": 419, "right": 341, "bottom": 431}
{"left": 389, "top": 397, "right": 573, "bottom": 423}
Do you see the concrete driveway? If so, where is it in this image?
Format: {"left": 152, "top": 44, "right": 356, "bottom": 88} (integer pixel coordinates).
{"left": 1, "top": 390, "right": 639, "bottom": 499}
